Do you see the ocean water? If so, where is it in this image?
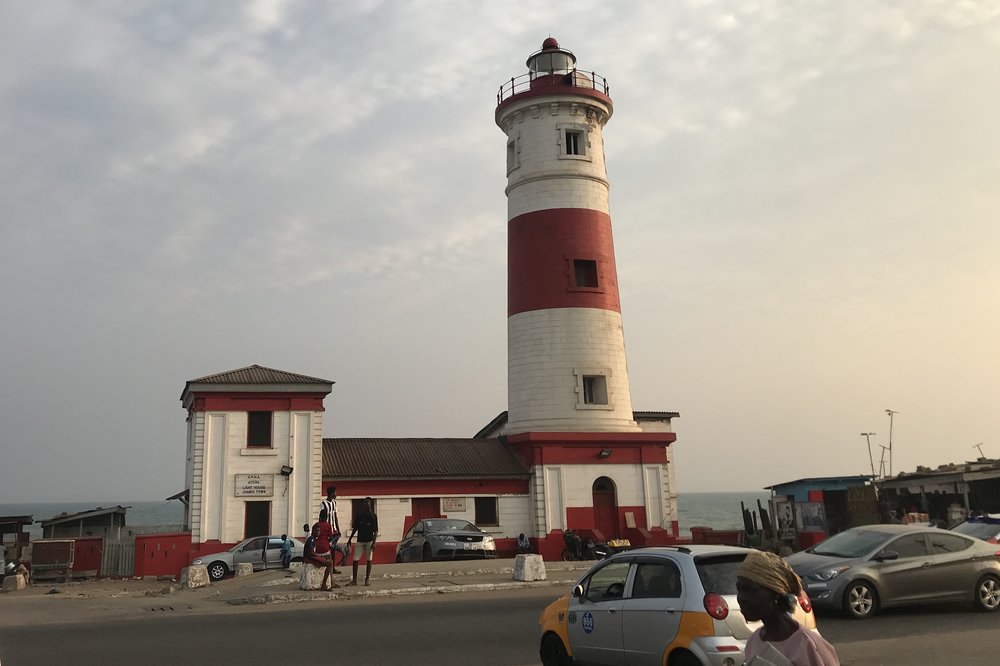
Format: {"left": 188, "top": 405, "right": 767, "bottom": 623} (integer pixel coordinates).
{"left": 1, "top": 491, "right": 770, "bottom": 540}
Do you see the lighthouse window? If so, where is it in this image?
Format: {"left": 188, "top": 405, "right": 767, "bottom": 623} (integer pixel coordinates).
{"left": 583, "top": 376, "right": 609, "bottom": 405}
{"left": 565, "top": 130, "right": 583, "bottom": 155}
{"left": 507, "top": 138, "right": 518, "bottom": 172}
{"left": 573, "top": 259, "right": 599, "bottom": 288}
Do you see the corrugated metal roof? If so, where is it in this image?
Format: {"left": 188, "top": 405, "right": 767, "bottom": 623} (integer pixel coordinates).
{"left": 187, "top": 364, "right": 334, "bottom": 386}
{"left": 40, "top": 505, "right": 129, "bottom": 526}
{"left": 323, "top": 438, "right": 530, "bottom": 479}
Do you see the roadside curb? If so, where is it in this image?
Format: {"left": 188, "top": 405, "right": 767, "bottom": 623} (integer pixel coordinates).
{"left": 226, "top": 579, "right": 573, "bottom": 606}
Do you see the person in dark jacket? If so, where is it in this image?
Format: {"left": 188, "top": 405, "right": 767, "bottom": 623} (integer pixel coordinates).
{"left": 346, "top": 497, "right": 379, "bottom": 586}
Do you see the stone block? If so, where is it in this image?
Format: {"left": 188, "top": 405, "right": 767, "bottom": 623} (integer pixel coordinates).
{"left": 2, "top": 574, "right": 27, "bottom": 592}
{"left": 179, "top": 565, "right": 210, "bottom": 589}
{"left": 299, "top": 563, "right": 327, "bottom": 590}
{"left": 512, "top": 554, "right": 546, "bottom": 582}
{"left": 235, "top": 563, "right": 254, "bottom": 577}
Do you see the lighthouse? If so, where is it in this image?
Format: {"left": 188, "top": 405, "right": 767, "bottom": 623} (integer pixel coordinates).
{"left": 497, "top": 38, "right": 638, "bottom": 435}
{"left": 495, "top": 39, "right": 679, "bottom": 552}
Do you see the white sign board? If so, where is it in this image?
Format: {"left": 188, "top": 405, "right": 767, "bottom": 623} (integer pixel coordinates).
{"left": 235, "top": 474, "right": 274, "bottom": 497}
{"left": 441, "top": 497, "right": 466, "bottom": 513}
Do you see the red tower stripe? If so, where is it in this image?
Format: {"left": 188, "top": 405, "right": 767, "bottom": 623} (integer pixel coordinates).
{"left": 508, "top": 208, "right": 621, "bottom": 316}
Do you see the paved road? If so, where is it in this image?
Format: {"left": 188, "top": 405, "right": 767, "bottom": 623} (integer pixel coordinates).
{"left": 2, "top": 588, "right": 999, "bottom": 665}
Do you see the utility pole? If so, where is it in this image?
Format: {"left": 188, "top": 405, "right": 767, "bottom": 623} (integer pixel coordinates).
{"left": 861, "top": 433, "right": 877, "bottom": 479}
{"left": 885, "top": 409, "right": 899, "bottom": 476}
{"left": 878, "top": 445, "right": 889, "bottom": 479}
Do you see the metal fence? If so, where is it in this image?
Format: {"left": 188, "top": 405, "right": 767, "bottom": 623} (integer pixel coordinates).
{"left": 101, "top": 542, "right": 135, "bottom": 577}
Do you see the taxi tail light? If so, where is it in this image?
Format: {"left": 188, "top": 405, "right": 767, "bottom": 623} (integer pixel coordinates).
{"left": 703, "top": 593, "right": 729, "bottom": 620}
{"left": 797, "top": 589, "right": 813, "bottom": 614}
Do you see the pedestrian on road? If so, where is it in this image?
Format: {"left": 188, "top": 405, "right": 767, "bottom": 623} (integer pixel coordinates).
{"left": 304, "top": 524, "right": 337, "bottom": 591}
{"left": 736, "top": 550, "right": 839, "bottom": 665}
{"left": 346, "top": 496, "right": 378, "bottom": 586}
{"left": 280, "top": 533, "right": 293, "bottom": 569}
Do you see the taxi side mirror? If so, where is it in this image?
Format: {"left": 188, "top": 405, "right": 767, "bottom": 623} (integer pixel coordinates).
{"left": 573, "top": 584, "right": 585, "bottom": 599}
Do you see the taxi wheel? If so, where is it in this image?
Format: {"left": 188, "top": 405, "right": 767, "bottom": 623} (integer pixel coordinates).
{"left": 540, "top": 633, "right": 573, "bottom": 666}
{"left": 668, "top": 651, "right": 701, "bottom": 666}
{"left": 844, "top": 580, "right": 878, "bottom": 619}
{"left": 974, "top": 574, "right": 1000, "bottom": 611}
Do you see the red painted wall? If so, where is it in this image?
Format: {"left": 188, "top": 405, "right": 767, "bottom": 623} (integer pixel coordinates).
{"left": 72, "top": 537, "right": 103, "bottom": 574}
{"left": 327, "top": 478, "right": 530, "bottom": 497}
{"left": 134, "top": 533, "right": 203, "bottom": 579}
{"left": 508, "top": 209, "right": 620, "bottom": 316}
{"left": 188, "top": 393, "right": 326, "bottom": 413}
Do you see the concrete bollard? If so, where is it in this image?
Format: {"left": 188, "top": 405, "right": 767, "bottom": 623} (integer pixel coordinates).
{"left": 299, "top": 564, "right": 327, "bottom": 590}
{"left": 512, "top": 554, "right": 547, "bottom": 582}
{"left": 2, "top": 573, "right": 28, "bottom": 592}
{"left": 179, "top": 565, "right": 210, "bottom": 589}
{"left": 235, "top": 563, "right": 254, "bottom": 577}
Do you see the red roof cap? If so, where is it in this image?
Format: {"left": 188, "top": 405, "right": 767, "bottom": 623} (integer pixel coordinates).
{"left": 542, "top": 37, "right": 559, "bottom": 50}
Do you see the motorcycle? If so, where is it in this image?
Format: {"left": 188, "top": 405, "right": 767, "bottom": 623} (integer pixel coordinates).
{"left": 561, "top": 530, "right": 610, "bottom": 561}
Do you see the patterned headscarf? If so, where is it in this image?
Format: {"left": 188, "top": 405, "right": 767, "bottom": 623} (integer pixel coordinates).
{"left": 738, "top": 549, "right": 802, "bottom": 597}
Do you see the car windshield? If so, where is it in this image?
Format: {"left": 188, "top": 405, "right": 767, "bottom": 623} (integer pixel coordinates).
{"left": 808, "top": 529, "right": 891, "bottom": 557}
{"left": 424, "top": 519, "right": 478, "bottom": 532}
{"left": 695, "top": 554, "right": 745, "bottom": 595}
{"left": 953, "top": 521, "right": 1000, "bottom": 540}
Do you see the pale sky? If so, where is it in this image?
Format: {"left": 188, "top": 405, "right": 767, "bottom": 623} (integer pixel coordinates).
{"left": 2, "top": 1, "right": 999, "bottom": 503}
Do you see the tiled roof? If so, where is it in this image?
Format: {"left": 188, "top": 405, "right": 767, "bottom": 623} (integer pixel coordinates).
{"left": 187, "top": 364, "right": 334, "bottom": 386}
{"left": 323, "top": 438, "right": 531, "bottom": 479}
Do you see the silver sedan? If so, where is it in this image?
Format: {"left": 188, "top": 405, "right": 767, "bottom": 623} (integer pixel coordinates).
{"left": 395, "top": 519, "right": 497, "bottom": 562}
{"left": 786, "top": 524, "right": 1000, "bottom": 619}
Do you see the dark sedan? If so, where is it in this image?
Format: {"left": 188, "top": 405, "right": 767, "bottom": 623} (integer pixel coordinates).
{"left": 395, "top": 519, "right": 498, "bottom": 562}
{"left": 786, "top": 524, "right": 1000, "bottom": 619}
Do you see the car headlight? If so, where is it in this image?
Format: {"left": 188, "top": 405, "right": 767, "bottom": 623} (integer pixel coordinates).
{"left": 483, "top": 536, "right": 494, "bottom": 543}
{"left": 192, "top": 558, "right": 203, "bottom": 565}
{"left": 808, "top": 565, "right": 850, "bottom": 581}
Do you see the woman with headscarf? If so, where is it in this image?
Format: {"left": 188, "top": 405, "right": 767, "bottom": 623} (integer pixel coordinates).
{"left": 736, "top": 550, "right": 840, "bottom": 666}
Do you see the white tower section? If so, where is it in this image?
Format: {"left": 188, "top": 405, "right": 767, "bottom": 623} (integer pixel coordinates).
{"left": 496, "top": 38, "right": 639, "bottom": 435}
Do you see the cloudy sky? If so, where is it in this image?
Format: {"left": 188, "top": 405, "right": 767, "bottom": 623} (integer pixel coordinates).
{"left": 2, "top": 0, "right": 998, "bottom": 503}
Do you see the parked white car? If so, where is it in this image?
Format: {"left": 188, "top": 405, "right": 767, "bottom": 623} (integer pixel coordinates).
{"left": 192, "top": 535, "right": 304, "bottom": 581}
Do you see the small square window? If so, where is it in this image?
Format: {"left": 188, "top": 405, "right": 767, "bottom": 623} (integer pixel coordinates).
{"left": 573, "top": 259, "right": 599, "bottom": 288}
{"left": 475, "top": 497, "right": 499, "bottom": 526}
{"left": 247, "top": 411, "right": 272, "bottom": 448}
{"left": 583, "top": 375, "right": 608, "bottom": 405}
{"left": 565, "top": 130, "right": 584, "bottom": 155}
{"left": 507, "top": 139, "right": 517, "bottom": 172}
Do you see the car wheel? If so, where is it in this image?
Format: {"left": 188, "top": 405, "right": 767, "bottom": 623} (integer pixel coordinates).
{"left": 206, "top": 562, "right": 228, "bottom": 582}
{"left": 843, "top": 580, "right": 877, "bottom": 619}
{"left": 668, "top": 650, "right": 702, "bottom": 666}
{"left": 422, "top": 544, "right": 433, "bottom": 562}
{"left": 561, "top": 549, "right": 573, "bottom": 561}
{"left": 540, "top": 632, "right": 573, "bottom": 666}
{"left": 974, "top": 574, "right": 1000, "bottom": 611}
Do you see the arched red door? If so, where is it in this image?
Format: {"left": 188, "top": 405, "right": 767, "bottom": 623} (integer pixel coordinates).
{"left": 592, "top": 477, "right": 619, "bottom": 540}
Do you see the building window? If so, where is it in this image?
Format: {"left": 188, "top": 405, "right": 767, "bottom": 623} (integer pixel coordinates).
{"left": 565, "top": 130, "right": 583, "bottom": 155}
{"left": 475, "top": 497, "right": 499, "bottom": 526}
{"left": 247, "top": 411, "right": 272, "bottom": 448}
{"left": 583, "top": 375, "right": 609, "bottom": 405}
{"left": 573, "top": 259, "right": 599, "bottom": 288}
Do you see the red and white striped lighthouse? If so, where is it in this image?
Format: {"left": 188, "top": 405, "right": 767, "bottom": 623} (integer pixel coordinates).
{"left": 497, "top": 38, "right": 639, "bottom": 435}
{"left": 495, "top": 39, "right": 679, "bottom": 553}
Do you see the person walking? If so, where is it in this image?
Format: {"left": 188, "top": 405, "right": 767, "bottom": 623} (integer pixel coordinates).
{"left": 346, "top": 497, "right": 378, "bottom": 586}
{"left": 736, "top": 549, "right": 839, "bottom": 665}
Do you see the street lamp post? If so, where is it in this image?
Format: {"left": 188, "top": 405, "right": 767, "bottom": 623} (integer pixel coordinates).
{"left": 885, "top": 409, "right": 899, "bottom": 476}
{"left": 861, "top": 433, "right": 877, "bottom": 479}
